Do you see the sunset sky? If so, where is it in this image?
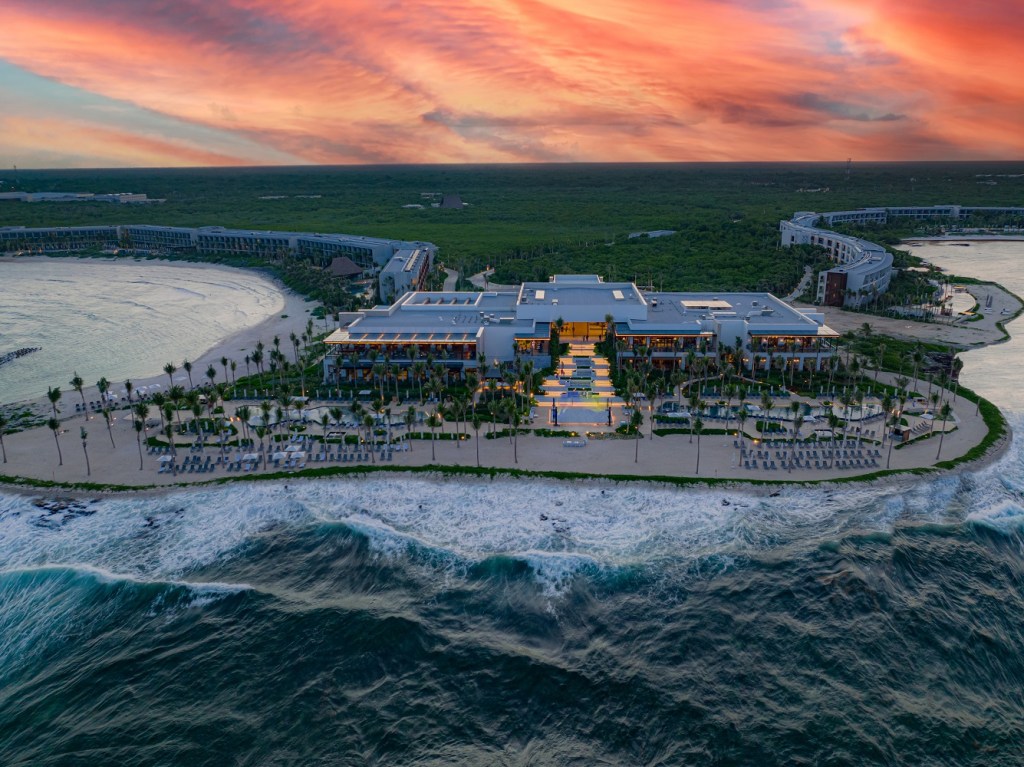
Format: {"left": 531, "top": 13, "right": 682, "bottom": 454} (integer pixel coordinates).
{"left": 1, "top": 0, "right": 1020, "bottom": 167}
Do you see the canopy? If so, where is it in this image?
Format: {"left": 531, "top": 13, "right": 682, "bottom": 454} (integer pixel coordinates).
{"left": 292, "top": 451, "right": 305, "bottom": 460}
{"left": 158, "top": 455, "right": 173, "bottom": 463}
{"left": 241, "top": 453, "right": 260, "bottom": 462}
{"left": 271, "top": 451, "right": 288, "bottom": 461}
{"left": 285, "top": 444, "right": 301, "bottom": 452}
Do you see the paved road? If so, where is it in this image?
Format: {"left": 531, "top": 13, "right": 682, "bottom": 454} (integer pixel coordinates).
{"left": 442, "top": 268, "right": 459, "bottom": 291}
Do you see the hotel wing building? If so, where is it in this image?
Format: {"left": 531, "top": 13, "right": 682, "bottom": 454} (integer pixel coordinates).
{"left": 323, "top": 274, "right": 839, "bottom": 383}
{"left": 780, "top": 205, "right": 1024, "bottom": 307}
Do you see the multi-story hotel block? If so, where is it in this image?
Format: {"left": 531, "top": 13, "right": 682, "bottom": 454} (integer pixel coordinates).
{"left": 322, "top": 275, "right": 839, "bottom": 384}
{"left": 378, "top": 248, "right": 434, "bottom": 303}
{"left": 1, "top": 224, "right": 436, "bottom": 271}
{"left": 780, "top": 205, "right": 1024, "bottom": 307}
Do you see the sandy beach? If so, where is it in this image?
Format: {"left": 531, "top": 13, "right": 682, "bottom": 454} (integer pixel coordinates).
{"left": 0, "top": 365, "right": 1002, "bottom": 494}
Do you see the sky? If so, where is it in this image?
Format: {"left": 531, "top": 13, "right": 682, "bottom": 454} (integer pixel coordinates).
{"left": 0, "top": 0, "right": 1021, "bottom": 167}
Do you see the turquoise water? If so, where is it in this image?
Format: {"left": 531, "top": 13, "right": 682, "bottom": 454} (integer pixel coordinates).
{"left": 0, "top": 259, "right": 284, "bottom": 404}
{"left": 2, "top": 244, "right": 1024, "bottom": 765}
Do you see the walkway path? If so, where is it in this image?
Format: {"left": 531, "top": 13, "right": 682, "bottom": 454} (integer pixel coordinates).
{"left": 784, "top": 265, "right": 814, "bottom": 302}
{"left": 442, "top": 268, "right": 459, "bottom": 291}
{"left": 468, "top": 268, "right": 516, "bottom": 291}
{"left": 540, "top": 342, "right": 624, "bottom": 426}
{"left": 794, "top": 281, "right": 1021, "bottom": 348}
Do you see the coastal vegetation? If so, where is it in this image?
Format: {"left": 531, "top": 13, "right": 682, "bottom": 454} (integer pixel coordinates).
{"left": 4, "top": 163, "right": 1023, "bottom": 297}
{"left": 2, "top": 163, "right": 1017, "bottom": 488}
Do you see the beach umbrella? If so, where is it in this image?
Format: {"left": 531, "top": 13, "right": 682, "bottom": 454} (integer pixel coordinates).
{"left": 271, "top": 451, "right": 288, "bottom": 461}
{"left": 241, "top": 453, "right": 259, "bottom": 462}
{"left": 292, "top": 451, "right": 305, "bottom": 460}
{"left": 159, "top": 455, "right": 173, "bottom": 463}
{"left": 285, "top": 444, "right": 300, "bottom": 452}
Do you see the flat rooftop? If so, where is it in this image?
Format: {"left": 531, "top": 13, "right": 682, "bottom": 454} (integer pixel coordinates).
{"left": 519, "top": 278, "right": 645, "bottom": 308}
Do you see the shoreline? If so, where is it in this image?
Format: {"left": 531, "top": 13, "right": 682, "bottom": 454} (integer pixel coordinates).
{"left": 0, "top": 253, "right": 1015, "bottom": 498}
{"left": 0, "top": 255, "right": 318, "bottom": 410}
{"left": 0, "top": 427, "right": 1011, "bottom": 501}
{"left": 0, "top": 368, "right": 1009, "bottom": 499}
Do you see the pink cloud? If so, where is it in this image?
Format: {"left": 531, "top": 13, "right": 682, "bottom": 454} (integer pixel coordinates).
{"left": 0, "top": 0, "right": 1019, "bottom": 165}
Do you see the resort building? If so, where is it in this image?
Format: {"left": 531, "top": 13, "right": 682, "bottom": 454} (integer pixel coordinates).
{"left": 0, "top": 225, "right": 120, "bottom": 252}
{"left": 322, "top": 274, "right": 838, "bottom": 384}
{"left": 0, "top": 191, "right": 157, "bottom": 204}
{"left": 378, "top": 247, "right": 434, "bottom": 303}
{"left": 780, "top": 205, "right": 1024, "bottom": 307}
{"left": 0, "top": 223, "right": 437, "bottom": 272}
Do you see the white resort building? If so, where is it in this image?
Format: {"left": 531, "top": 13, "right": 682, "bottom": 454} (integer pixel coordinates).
{"left": 779, "top": 204, "right": 1024, "bottom": 307}
{"left": 0, "top": 223, "right": 436, "bottom": 271}
{"left": 322, "top": 275, "right": 839, "bottom": 384}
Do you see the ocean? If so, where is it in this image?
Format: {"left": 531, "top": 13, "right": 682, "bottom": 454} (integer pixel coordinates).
{"left": 0, "top": 258, "right": 285, "bottom": 405}
{"left": 2, "top": 243, "right": 1024, "bottom": 765}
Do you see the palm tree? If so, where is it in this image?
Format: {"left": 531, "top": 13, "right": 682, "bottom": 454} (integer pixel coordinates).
{"left": 363, "top": 414, "right": 376, "bottom": 462}
{"left": 99, "top": 401, "right": 115, "bottom": 448}
{"left": 164, "top": 424, "right": 177, "bottom": 468}
{"left": 789, "top": 414, "right": 804, "bottom": 472}
{"left": 694, "top": 415, "right": 704, "bottom": 474}
{"left": 251, "top": 348, "right": 264, "bottom": 377}
{"left": 125, "top": 379, "right": 134, "bottom": 406}
{"left": 47, "top": 386, "right": 62, "bottom": 418}
{"left": 404, "top": 406, "right": 416, "bottom": 451}
{"left": 687, "top": 390, "right": 701, "bottom": 443}
{"left": 885, "top": 409, "right": 900, "bottom": 469}
{"left": 230, "top": 360, "right": 238, "bottom": 386}
{"left": 151, "top": 391, "right": 167, "bottom": 430}
{"left": 48, "top": 417, "right": 63, "bottom": 466}
{"left": 320, "top": 412, "right": 331, "bottom": 448}
{"left": 70, "top": 372, "right": 86, "bottom": 419}
{"left": 786, "top": 401, "right": 802, "bottom": 466}
{"left": 426, "top": 410, "right": 441, "bottom": 461}
{"left": 221, "top": 356, "right": 230, "bottom": 384}
{"left": 511, "top": 407, "right": 522, "bottom": 463}
{"left": 723, "top": 383, "right": 736, "bottom": 435}
{"left": 168, "top": 385, "right": 185, "bottom": 431}
{"left": 910, "top": 346, "right": 924, "bottom": 395}
{"left": 0, "top": 412, "right": 8, "bottom": 463}
{"left": 96, "top": 376, "right": 110, "bottom": 413}
{"left": 874, "top": 343, "right": 886, "bottom": 384}
{"left": 472, "top": 414, "right": 483, "bottom": 466}
{"left": 133, "top": 419, "right": 146, "bottom": 470}
{"left": 234, "top": 404, "right": 249, "bottom": 444}
{"left": 183, "top": 360, "right": 194, "bottom": 389}
{"left": 827, "top": 413, "right": 841, "bottom": 468}
{"left": 880, "top": 394, "right": 893, "bottom": 449}
{"left": 80, "top": 427, "right": 90, "bottom": 477}
{"left": 164, "top": 362, "right": 177, "bottom": 389}
{"left": 206, "top": 364, "right": 217, "bottom": 387}
{"left": 736, "top": 406, "right": 748, "bottom": 445}
{"left": 631, "top": 407, "right": 643, "bottom": 463}
{"left": 935, "top": 402, "right": 953, "bottom": 460}
{"left": 133, "top": 401, "right": 149, "bottom": 442}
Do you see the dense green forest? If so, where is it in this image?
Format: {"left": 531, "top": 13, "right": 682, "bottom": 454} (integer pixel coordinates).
{"left": 2, "top": 162, "right": 1021, "bottom": 293}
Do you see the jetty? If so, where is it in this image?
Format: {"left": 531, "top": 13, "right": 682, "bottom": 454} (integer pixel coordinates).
{"left": 0, "top": 347, "right": 40, "bottom": 368}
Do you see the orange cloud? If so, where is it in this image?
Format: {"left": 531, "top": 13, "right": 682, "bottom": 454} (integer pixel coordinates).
{"left": 0, "top": 0, "right": 1020, "bottom": 165}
